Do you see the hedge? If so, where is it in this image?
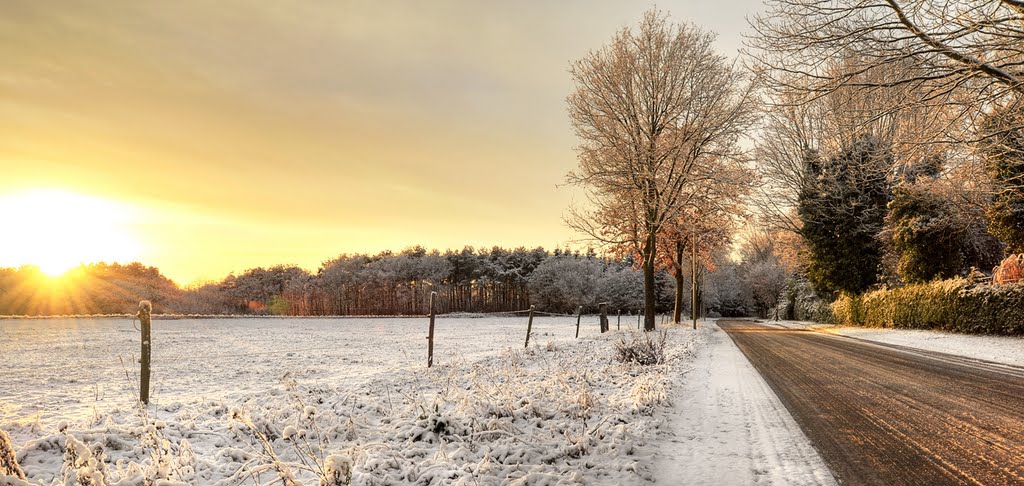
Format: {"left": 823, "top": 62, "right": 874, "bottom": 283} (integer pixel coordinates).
{"left": 832, "top": 277, "right": 1024, "bottom": 335}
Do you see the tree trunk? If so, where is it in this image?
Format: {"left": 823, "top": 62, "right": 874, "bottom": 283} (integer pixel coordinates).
{"left": 642, "top": 231, "right": 657, "bottom": 331}
{"left": 673, "top": 240, "right": 685, "bottom": 323}
{"left": 692, "top": 229, "right": 698, "bottom": 329}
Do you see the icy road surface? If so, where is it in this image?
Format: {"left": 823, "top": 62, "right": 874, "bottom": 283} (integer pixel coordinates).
{"left": 721, "top": 320, "right": 1024, "bottom": 485}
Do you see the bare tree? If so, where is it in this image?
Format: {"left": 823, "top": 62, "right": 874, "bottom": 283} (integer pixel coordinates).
{"left": 748, "top": 0, "right": 1024, "bottom": 144}
{"left": 567, "top": 10, "right": 756, "bottom": 330}
{"left": 660, "top": 155, "right": 753, "bottom": 323}
{"left": 752, "top": 51, "right": 961, "bottom": 236}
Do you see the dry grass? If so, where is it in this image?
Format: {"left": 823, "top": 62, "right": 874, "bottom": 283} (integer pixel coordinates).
{"left": 614, "top": 331, "right": 668, "bottom": 365}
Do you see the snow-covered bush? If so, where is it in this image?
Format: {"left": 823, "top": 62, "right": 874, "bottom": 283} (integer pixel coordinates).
{"left": 319, "top": 454, "right": 352, "bottom": 486}
{"left": 58, "top": 433, "right": 107, "bottom": 486}
{"left": 777, "top": 278, "right": 834, "bottom": 323}
{"left": 614, "top": 331, "right": 668, "bottom": 365}
{"left": 832, "top": 278, "right": 1024, "bottom": 334}
{"left": 0, "top": 428, "right": 25, "bottom": 481}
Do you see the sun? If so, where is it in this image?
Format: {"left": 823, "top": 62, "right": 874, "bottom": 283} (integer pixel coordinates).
{"left": 0, "top": 189, "right": 143, "bottom": 276}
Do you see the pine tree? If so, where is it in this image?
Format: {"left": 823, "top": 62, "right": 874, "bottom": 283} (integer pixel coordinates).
{"left": 980, "top": 105, "right": 1024, "bottom": 253}
{"left": 885, "top": 184, "right": 964, "bottom": 282}
{"left": 798, "top": 135, "right": 892, "bottom": 294}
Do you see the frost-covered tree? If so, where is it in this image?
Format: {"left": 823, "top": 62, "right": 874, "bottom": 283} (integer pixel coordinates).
{"left": 526, "top": 255, "right": 605, "bottom": 313}
{"left": 567, "top": 10, "right": 756, "bottom": 330}
{"left": 749, "top": 0, "right": 1024, "bottom": 146}
{"left": 979, "top": 105, "right": 1024, "bottom": 253}
{"left": 595, "top": 263, "right": 644, "bottom": 313}
{"left": 885, "top": 184, "right": 965, "bottom": 282}
{"left": 740, "top": 232, "right": 788, "bottom": 317}
{"left": 658, "top": 155, "right": 753, "bottom": 323}
{"left": 799, "top": 135, "right": 893, "bottom": 294}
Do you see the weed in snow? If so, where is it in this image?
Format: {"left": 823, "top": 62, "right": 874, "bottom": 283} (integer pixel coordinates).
{"left": 615, "top": 331, "right": 668, "bottom": 365}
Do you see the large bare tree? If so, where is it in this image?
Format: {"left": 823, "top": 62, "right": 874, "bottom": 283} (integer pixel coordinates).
{"left": 567, "top": 10, "right": 756, "bottom": 330}
{"left": 748, "top": 0, "right": 1024, "bottom": 143}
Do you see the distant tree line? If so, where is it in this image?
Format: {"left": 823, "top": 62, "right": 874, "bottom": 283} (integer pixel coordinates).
{"left": 0, "top": 246, "right": 702, "bottom": 317}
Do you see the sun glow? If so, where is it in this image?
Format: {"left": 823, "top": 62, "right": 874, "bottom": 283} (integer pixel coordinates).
{"left": 0, "top": 189, "right": 143, "bottom": 276}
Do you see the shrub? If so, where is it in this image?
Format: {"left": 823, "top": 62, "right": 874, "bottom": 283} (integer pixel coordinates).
{"left": 0, "top": 428, "right": 26, "bottom": 480}
{"left": 614, "top": 331, "right": 668, "bottom": 365}
{"left": 831, "top": 277, "right": 1024, "bottom": 334}
{"left": 778, "top": 278, "right": 835, "bottom": 323}
{"left": 885, "top": 185, "right": 966, "bottom": 282}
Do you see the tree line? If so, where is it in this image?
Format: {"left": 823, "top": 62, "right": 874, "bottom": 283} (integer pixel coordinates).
{"left": 1, "top": 246, "right": 753, "bottom": 317}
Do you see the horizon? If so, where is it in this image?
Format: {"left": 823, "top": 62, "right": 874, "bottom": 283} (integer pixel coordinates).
{"left": 0, "top": 1, "right": 763, "bottom": 285}
{"left": 2, "top": 240, "right": 620, "bottom": 288}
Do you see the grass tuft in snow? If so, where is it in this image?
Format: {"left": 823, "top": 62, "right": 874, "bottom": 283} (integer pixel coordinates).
{"left": 614, "top": 330, "right": 668, "bottom": 365}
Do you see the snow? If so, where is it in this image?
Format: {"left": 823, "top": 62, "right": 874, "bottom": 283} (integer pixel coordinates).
{"left": 0, "top": 317, "right": 837, "bottom": 484}
{"left": 648, "top": 321, "right": 836, "bottom": 485}
{"left": 771, "top": 320, "right": 1024, "bottom": 367}
{"left": 0, "top": 317, "right": 587, "bottom": 426}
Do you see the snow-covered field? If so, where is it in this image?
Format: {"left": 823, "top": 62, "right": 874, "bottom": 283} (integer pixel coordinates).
{"left": 0, "top": 316, "right": 689, "bottom": 484}
{"left": 1, "top": 317, "right": 841, "bottom": 485}
{"left": 1, "top": 316, "right": 595, "bottom": 427}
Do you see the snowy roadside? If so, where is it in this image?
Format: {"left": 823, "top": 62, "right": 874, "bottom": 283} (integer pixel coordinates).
{"left": 647, "top": 321, "right": 836, "bottom": 485}
{"left": 2, "top": 328, "right": 701, "bottom": 485}
{"left": 770, "top": 320, "right": 1024, "bottom": 367}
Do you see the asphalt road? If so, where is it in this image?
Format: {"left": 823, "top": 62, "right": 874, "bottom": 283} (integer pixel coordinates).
{"left": 718, "top": 320, "right": 1024, "bottom": 486}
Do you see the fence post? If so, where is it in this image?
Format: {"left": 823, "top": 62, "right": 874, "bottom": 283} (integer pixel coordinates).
{"left": 617, "top": 309, "right": 621, "bottom": 330}
{"left": 524, "top": 305, "right": 535, "bottom": 348}
{"left": 638, "top": 310, "right": 641, "bottom": 329}
{"left": 427, "top": 291, "right": 436, "bottom": 368}
{"left": 137, "top": 300, "right": 152, "bottom": 405}
{"left": 599, "top": 303, "right": 609, "bottom": 333}
{"left": 574, "top": 305, "right": 583, "bottom": 338}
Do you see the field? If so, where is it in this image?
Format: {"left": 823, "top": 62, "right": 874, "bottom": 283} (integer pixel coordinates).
{"left": 1, "top": 315, "right": 681, "bottom": 485}
{"left": 2, "top": 316, "right": 610, "bottom": 425}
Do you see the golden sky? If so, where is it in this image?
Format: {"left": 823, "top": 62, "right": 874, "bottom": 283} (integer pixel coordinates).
{"left": 0, "top": 0, "right": 762, "bottom": 285}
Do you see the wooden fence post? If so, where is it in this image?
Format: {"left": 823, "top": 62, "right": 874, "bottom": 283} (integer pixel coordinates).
{"left": 524, "top": 305, "right": 535, "bottom": 348}
{"left": 599, "top": 303, "right": 608, "bottom": 333}
{"left": 617, "top": 309, "right": 621, "bottom": 330}
{"left": 574, "top": 306, "right": 583, "bottom": 338}
{"left": 137, "top": 300, "right": 152, "bottom": 405}
{"left": 638, "top": 310, "right": 641, "bottom": 329}
{"left": 427, "top": 291, "right": 436, "bottom": 368}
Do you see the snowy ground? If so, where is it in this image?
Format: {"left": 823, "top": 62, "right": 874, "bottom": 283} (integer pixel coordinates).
{"left": 770, "top": 320, "right": 1024, "bottom": 367}
{"left": 648, "top": 321, "right": 835, "bottom": 486}
{"left": 0, "top": 316, "right": 679, "bottom": 484}
{"left": 1, "top": 316, "right": 841, "bottom": 485}
{"left": 0, "top": 316, "right": 591, "bottom": 427}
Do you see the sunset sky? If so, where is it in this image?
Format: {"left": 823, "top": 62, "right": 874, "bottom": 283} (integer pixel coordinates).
{"left": 0, "top": 0, "right": 762, "bottom": 285}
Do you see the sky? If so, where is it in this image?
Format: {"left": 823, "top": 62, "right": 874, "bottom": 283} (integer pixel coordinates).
{"left": 0, "top": 0, "right": 765, "bottom": 285}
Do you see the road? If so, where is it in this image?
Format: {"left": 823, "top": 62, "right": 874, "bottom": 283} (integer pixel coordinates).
{"left": 719, "top": 320, "right": 1024, "bottom": 486}
{"left": 651, "top": 323, "right": 835, "bottom": 485}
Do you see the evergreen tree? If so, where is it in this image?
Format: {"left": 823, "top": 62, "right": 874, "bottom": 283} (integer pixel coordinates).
{"left": 798, "top": 135, "right": 892, "bottom": 294}
{"left": 885, "top": 184, "right": 964, "bottom": 282}
{"left": 980, "top": 105, "right": 1024, "bottom": 253}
